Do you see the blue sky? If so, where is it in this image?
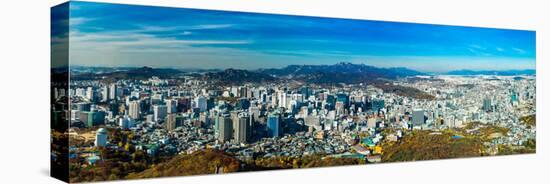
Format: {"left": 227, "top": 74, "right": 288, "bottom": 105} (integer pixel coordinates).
{"left": 62, "top": 1, "right": 536, "bottom": 73}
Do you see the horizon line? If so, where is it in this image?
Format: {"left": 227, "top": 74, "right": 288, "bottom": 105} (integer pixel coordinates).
{"left": 65, "top": 63, "right": 536, "bottom": 74}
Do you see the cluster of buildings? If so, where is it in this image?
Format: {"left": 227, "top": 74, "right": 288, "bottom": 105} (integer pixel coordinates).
{"left": 60, "top": 74, "right": 535, "bottom": 163}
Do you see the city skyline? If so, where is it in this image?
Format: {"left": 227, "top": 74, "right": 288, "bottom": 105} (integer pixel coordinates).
{"left": 51, "top": 2, "right": 536, "bottom": 182}
{"left": 63, "top": 1, "right": 536, "bottom": 73}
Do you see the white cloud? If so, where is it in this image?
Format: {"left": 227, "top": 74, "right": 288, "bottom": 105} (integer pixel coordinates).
{"left": 469, "top": 44, "right": 486, "bottom": 50}
{"left": 188, "top": 24, "right": 234, "bottom": 30}
{"left": 512, "top": 47, "right": 527, "bottom": 54}
{"left": 68, "top": 29, "right": 263, "bottom": 68}
{"left": 70, "top": 30, "right": 251, "bottom": 46}
{"left": 467, "top": 45, "right": 492, "bottom": 56}
{"left": 135, "top": 24, "right": 234, "bottom": 32}
{"left": 69, "top": 17, "right": 93, "bottom": 26}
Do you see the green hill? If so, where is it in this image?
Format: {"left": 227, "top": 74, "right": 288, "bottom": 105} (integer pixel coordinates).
{"left": 520, "top": 115, "right": 536, "bottom": 128}
{"left": 382, "top": 130, "right": 483, "bottom": 162}
{"left": 126, "top": 149, "right": 240, "bottom": 179}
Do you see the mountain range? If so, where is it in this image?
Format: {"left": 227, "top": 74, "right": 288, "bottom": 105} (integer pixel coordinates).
{"left": 199, "top": 62, "right": 426, "bottom": 85}
{"left": 68, "top": 63, "right": 435, "bottom": 99}
{"left": 446, "top": 69, "right": 535, "bottom": 76}
{"left": 260, "top": 62, "right": 424, "bottom": 78}
{"left": 71, "top": 63, "right": 535, "bottom": 84}
{"left": 70, "top": 66, "right": 184, "bottom": 80}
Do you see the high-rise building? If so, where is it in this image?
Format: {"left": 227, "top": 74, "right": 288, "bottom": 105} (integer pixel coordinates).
{"left": 271, "top": 94, "right": 277, "bottom": 107}
{"left": 248, "top": 113, "right": 255, "bottom": 139}
{"left": 109, "top": 102, "right": 120, "bottom": 116}
{"left": 231, "top": 87, "right": 238, "bottom": 97}
{"left": 86, "top": 87, "right": 94, "bottom": 101}
{"left": 300, "top": 86, "right": 310, "bottom": 99}
{"left": 239, "top": 87, "right": 247, "bottom": 98}
{"left": 74, "top": 102, "right": 91, "bottom": 112}
{"left": 260, "top": 93, "right": 267, "bottom": 103}
{"left": 412, "top": 109, "right": 425, "bottom": 126}
{"left": 218, "top": 115, "right": 233, "bottom": 142}
{"left": 75, "top": 88, "right": 86, "bottom": 98}
{"left": 483, "top": 97, "right": 492, "bottom": 112}
{"left": 129, "top": 100, "right": 140, "bottom": 120}
{"left": 236, "top": 98, "right": 250, "bottom": 110}
{"left": 214, "top": 112, "right": 220, "bottom": 136}
{"left": 196, "top": 96, "right": 207, "bottom": 112}
{"left": 101, "top": 86, "right": 109, "bottom": 102}
{"left": 95, "top": 128, "right": 108, "bottom": 147}
{"left": 80, "top": 110, "right": 105, "bottom": 127}
{"left": 233, "top": 113, "right": 250, "bottom": 144}
{"left": 249, "top": 106, "right": 260, "bottom": 121}
{"left": 109, "top": 83, "right": 117, "bottom": 101}
{"left": 305, "top": 115, "right": 321, "bottom": 130}
{"left": 119, "top": 115, "right": 134, "bottom": 129}
{"left": 336, "top": 93, "right": 349, "bottom": 107}
{"left": 335, "top": 101, "right": 345, "bottom": 115}
{"left": 166, "top": 99, "right": 177, "bottom": 114}
{"left": 153, "top": 105, "right": 167, "bottom": 123}
{"left": 278, "top": 91, "right": 287, "bottom": 108}
{"left": 177, "top": 97, "right": 191, "bottom": 112}
{"left": 151, "top": 93, "right": 163, "bottom": 105}
{"left": 371, "top": 99, "right": 385, "bottom": 112}
{"left": 199, "top": 112, "right": 212, "bottom": 127}
{"left": 165, "top": 114, "right": 178, "bottom": 131}
{"left": 267, "top": 113, "right": 280, "bottom": 137}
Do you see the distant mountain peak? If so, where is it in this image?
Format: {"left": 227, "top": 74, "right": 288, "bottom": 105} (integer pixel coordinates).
{"left": 133, "top": 66, "right": 155, "bottom": 72}
{"left": 258, "top": 62, "right": 424, "bottom": 84}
